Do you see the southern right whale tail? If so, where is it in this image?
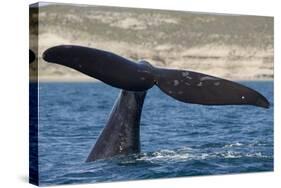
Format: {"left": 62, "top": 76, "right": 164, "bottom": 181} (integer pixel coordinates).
{"left": 42, "top": 45, "right": 269, "bottom": 108}
{"left": 42, "top": 45, "right": 270, "bottom": 162}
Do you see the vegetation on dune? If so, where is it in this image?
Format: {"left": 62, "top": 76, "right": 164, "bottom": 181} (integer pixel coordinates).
{"left": 30, "top": 4, "right": 273, "bottom": 81}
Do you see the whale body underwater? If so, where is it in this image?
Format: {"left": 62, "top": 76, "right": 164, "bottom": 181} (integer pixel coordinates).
{"left": 42, "top": 45, "right": 269, "bottom": 162}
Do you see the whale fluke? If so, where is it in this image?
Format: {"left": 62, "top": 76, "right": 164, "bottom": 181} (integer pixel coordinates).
{"left": 43, "top": 45, "right": 269, "bottom": 108}
{"left": 29, "top": 49, "right": 36, "bottom": 64}
{"left": 155, "top": 68, "right": 269, "bottom": 108}
{"left": 43, "top": 45, "right": 155, "bottom": 91}
{"left": 42, "top": 45, "right": 270, "bottom": 162}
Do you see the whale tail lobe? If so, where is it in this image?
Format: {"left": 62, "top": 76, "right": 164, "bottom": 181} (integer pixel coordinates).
{"left": 154, "top": 68, "right": 269, "bottom": 108}
{"left": 29, "top": 49, "right": 36, "bottom": 63}
{"left": 43, "top": 45, "right": 269, "bottom": 108}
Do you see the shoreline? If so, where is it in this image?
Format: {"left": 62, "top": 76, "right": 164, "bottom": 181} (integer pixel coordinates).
{"left": 31, "top": 76, "right": 273, "bottom": 83}
{"left": 37, "top": 76, "right": 98, "bottom": 82}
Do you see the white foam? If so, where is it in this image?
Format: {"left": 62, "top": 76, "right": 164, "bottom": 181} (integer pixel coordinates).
{"left": 137, "top": 148, "right": 193, "bottom": 162}
{"left": 223, "top": 142, "right": 244, "bottom": 148}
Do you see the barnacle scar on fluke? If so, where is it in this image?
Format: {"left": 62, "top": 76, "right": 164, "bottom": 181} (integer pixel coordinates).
{"left": 43, "top": 45, "right": 270, "bottom": 162}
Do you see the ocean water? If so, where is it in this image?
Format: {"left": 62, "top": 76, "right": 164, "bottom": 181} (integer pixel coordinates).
{"left": 37, "top": 81, "right": 273, "bottom": 186}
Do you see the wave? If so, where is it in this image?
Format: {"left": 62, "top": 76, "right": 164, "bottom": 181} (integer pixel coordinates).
{"left": 134, "top": 145, "right": 271, "bottom": 163}
{"left": 223, "top": 142, "right": 244, "bottom": 148}
{"left": 137, "top": 148, "right": 193, "bottom": 162}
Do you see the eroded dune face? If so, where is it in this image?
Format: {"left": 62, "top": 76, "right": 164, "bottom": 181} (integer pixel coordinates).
{"left": 32, "top": 4, "right": 273, "bottom": 81}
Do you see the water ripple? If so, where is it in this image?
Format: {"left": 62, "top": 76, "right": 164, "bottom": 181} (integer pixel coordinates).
{"left": 37, "top": 81, "right": 273, "bottom": 186}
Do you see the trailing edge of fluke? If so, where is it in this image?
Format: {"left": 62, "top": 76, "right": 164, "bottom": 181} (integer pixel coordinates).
{"left": 43, "top": 45, "right": 270, "bottom": 108}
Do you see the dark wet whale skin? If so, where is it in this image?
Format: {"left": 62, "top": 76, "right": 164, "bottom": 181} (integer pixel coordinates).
{"left": 43, "top": 45, "right": 155, "bottom": 91}
{"left": 43, "top": 45, "right": 269, "bottom": 108}
{"left": 86, "top": 90, "right": 147, "bottom": 162}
